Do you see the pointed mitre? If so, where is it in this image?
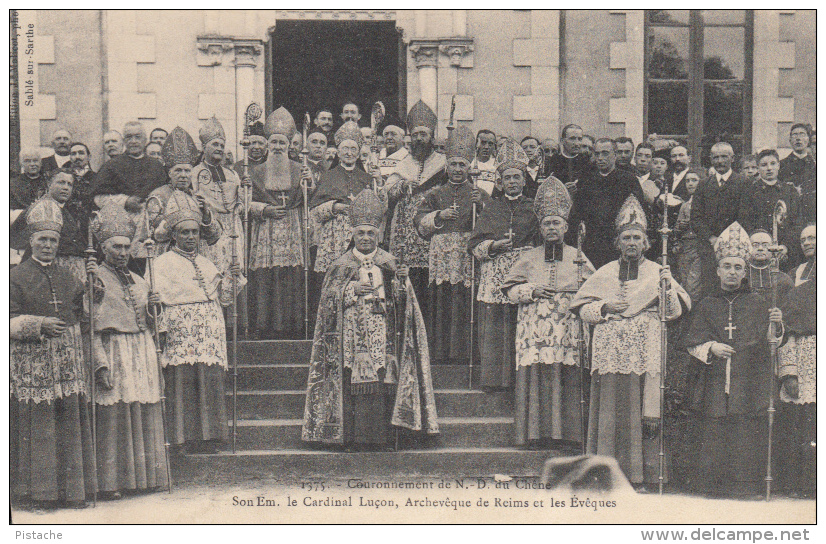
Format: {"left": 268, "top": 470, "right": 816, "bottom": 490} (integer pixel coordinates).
{"left": 714, "top": 222, "right": 752, "bottom": 262}
{"left": 615, "top": 195, "right": 647, "bottom": 235}
{"left": 349, "top": 189, "right": 384, "bottom": 229}
{"left": 495, "top": 138, "right": 530, "bottom": 174}
{"left": 26, "top": 196, "right": 63, "bottom": 235}
{"left": 443, "top": 125, "right": 475, "bottom": 163}
{"left": 334, "top": 120, "right": 364, "bottom": 148}
{"left": 161, "top": 126, "right": 199, "bottom": 168}
{"left": 264, "top": 106, "right": 297, "bottom": 140}
{"left": 92, "top": 201, "right": 137, "bottom": 242}
{"left": 406, "top": 100, "right": 437, "bottom": 135}
{"left": 199, "top": 116, "right": 226, "bottom": 145}
{"left": 153, "top": 190, "right": 203, "bottom": 242}
{"left": 534, "top": 176, "right": 572, "bottom": 221}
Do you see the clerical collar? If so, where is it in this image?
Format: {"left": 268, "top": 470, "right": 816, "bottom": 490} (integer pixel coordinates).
{"left": 792, "top": 151, "right": 809, "bottom": 159}
{"left": 504, "top": 193, "right": 522, "bottom": 201}
{"left": 618, "top": 258, "right": 640, "bottom": 281}
{"left": 561, "top": 150, "right": 577, "bottom": 159}
{"left": 32, "top": 256, "right": 52, "bottom": 267}
{"left": 127, "top": 153, "right": 145, "bottom": 160}
{"left": 718, "top": 283, "right": 749, "bottom": 296}
{"left": 759, "top": 177, "right": 778, "bottom": 186}
{"left": 353, "top": 247, "right": 378, "bottom": 263}
{"left": 103, "top": 261, "right": 135, "bottom": 284}
{"left": 341, "top": 163, "right": 356, "bottom": 171}
{"left": 544, "top": 242, "right": 564, "bottom": 262}
{"left": 599, "top": 168, "right": 615, "bottom": 177}
{"left": 448, "top": 179, "right": 467, "bottom": 186}
{"left": 172, "top": 246, "right": 198, "bottom": 260}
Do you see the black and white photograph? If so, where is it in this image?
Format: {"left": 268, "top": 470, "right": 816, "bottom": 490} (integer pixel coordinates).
{"left": 7, "top": 7, "right": 817, "bottom": 529}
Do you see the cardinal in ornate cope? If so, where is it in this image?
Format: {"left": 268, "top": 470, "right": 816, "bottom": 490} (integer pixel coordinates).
{"left": 683, "top": 222, "right": 782, "bottom": 497}
{"left": 501, "top": 176, "right": 594, "bottom": 448}
{"left": 10, "top": 197, "right": 95, "bottom": 507}
{"left": 570, "top": 195, "right": 689, "bottom": 487}
{"left": 469, "top": 138, "right": 540, "bottom": 390}
{"left": 246, "top": 106, "right": 307, "bottom": 339}
{"left": 302, "top": 189, "right": 438, "bottom": 450}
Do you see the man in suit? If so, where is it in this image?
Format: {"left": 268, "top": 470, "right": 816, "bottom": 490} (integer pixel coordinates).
{"left": 689, "top": 141, "right": 746, "bottom": 298}
{"left": 40, "top": 128, "right": 73, "bottom": 174}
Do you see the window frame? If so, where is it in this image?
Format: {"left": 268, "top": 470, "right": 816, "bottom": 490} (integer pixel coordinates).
{"left": 643, "top": 10, "right": 754, "bottom": 165}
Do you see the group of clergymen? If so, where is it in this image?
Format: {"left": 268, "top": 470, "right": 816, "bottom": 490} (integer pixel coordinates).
{"left": 10, "top": 98, "right": 815, "bottom": 509}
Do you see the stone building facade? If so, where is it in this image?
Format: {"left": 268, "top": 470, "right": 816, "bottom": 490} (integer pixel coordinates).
{"left": 12, "top": 9, "right": 816, "bottom": 170}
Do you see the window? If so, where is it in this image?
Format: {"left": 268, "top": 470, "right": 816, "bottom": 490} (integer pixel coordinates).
{"left": 645, "top": 10, "right": 753, "bottom": 166}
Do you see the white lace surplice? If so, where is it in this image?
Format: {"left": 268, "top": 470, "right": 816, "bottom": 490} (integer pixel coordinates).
{"left": 94, "top": 329, "right": 162, "bottom": 405}
{"left": 779, "top": 334, "right": 817, "bottom": 404}
{"left": 511, "top": 290, "right": 584, "bottom": 368}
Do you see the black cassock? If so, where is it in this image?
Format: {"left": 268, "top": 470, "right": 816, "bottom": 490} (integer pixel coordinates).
{"left": 683, "top": 285, "right": 772, "bottom": 497}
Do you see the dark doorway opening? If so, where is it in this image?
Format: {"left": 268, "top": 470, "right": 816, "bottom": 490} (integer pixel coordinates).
{"left": 268, "top": 20, "right": 404, "bottom": 130}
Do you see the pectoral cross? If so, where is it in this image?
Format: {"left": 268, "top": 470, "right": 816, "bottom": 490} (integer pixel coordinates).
{"left": 277, "top": 192, "right": 289, "bottom": 209}
{"left": 724, "top": 321, "right": 737, "bottom": 340}
{"left": 723, "top": 295, "right": 740, "bottom": 395}
{"left": 48, "top": 291, "right": 62, "bottom": 313}
{"left": 348, "top": 192, "right": 357, "bottom": 202}
{"left": 505, "top": 226, "right": 515, "bottom": 243}
{"left": 449, "top": 200, "right": 460, "bottom": 214}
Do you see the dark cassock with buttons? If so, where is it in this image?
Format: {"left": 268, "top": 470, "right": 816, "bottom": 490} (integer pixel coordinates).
{"left": 10, "top": 197, "right": 95, "bottom": 504}
{"left": 302, "top": 189, "right": 439, "bottom": 449}
{"left": 567, "top": 164, "right": 646, "bottom": 269}
{"left": 468, "top": 138, "right": 539, "bottom": 389}
{"left": 779, "top": 150, "right": 816, "bottom": 226}
{"left": 415, "top": 126, "right": 491, "bottom": 365}
{"left": 683, "top": 222, "right": 775, "bottom": 497}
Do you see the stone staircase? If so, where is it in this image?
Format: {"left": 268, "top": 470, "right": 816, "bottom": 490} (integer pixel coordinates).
{"left": 172, "top": 339, "right": 555, "bottom": 483}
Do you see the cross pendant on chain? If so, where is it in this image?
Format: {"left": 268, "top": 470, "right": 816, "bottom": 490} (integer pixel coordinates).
{"left": 505, "top": 226, "right": 515, "bottom": 242}
{"left": 725, "top": 302, "right": 737, "bottom": 340}
{"left": 48, "top": 292, "right": 62, "bottom": 312}
{"left": 449, "top": 200, "right": 460, "bottom": 214}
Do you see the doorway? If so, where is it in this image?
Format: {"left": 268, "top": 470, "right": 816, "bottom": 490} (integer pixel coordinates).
{"left": 268, "top": 20, "right": 405, "bottom": 130}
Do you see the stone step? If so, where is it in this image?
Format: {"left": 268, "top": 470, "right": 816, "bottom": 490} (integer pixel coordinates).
{"left": 228, "top": 389, "right": 513, "bottom": 420}
{"left": 228, "top": 417, "right": 515, "bottom": 450}
{"left": 235, "top": 364, "right": 481, "bottom": 391}
{"left": 171, "top": 447, "right": 555, "bottom": 484}
{"left": 237, "top": 340, "right": 313, "bottom": 366}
